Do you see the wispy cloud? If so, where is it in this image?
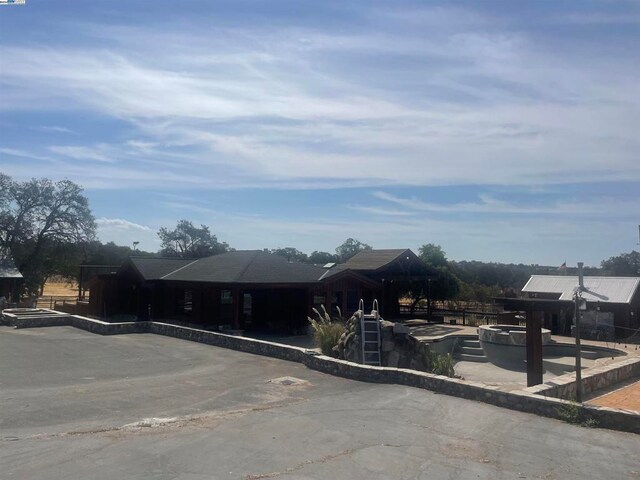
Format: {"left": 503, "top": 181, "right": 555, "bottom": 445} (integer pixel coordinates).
{"left": 348, "top": 205, "right": 415, "bottom": 217}
{"left": 1, "top": 2, "right": 639, "bottom": 264}
{"left": 0, "top": 148, "right": 54, "bottom": 162}
{"left": 556, "top": 12, "right": 640, "bottom": 26}
{"left": 1, "top": 4, "right": 638, "bottom": 189}
{"left": 96, "top": 217, "right": 159, "bottom": 250}
{"left": 35, "top": 125, "right": 76, "bottom": 134}
{"left": 48, "top": 145, "right": 115, "bottom": 163}
{"left": 372, "top": 191, "right": 640, "bottom": 219}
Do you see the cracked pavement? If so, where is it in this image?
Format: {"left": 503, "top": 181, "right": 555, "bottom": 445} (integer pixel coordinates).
{"left": 1, "top": 326, "right": 639, "bottom": 479}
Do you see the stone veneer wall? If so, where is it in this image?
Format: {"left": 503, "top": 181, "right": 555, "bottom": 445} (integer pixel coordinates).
{"left": 3, "top": 313, "right": 639, "bottom": 434}
{"left": 333, "top": 317, "right": 452, "bottom": 370}
{"left": 525, "top": 357, "right": 640, "bottom": 400}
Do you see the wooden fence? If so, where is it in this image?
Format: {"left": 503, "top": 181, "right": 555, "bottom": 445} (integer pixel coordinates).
{"left": 398, "top": 304, "right": 526, "bottom": 327}
{"left": 36, "top": 295, "right": 78, "bottom": 309}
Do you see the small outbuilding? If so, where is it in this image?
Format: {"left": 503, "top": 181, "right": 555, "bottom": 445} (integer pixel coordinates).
{"left": 0, "top": 256, "right": 23, "bottom": 307}
{"left": 498, "top": 275, "right": 640, "bottom": 338}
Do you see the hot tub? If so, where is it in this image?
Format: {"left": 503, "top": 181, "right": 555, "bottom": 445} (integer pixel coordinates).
{"left": 478, "top": 324, "right": 552, "bottom": 368}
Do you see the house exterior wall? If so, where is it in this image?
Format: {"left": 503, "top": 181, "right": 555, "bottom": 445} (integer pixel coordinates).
{"left": 321, "top": 278, "right": 380, "bottom": 319}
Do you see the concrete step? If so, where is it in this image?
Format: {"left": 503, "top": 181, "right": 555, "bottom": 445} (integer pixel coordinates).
{"left": 458, "top": 346, "right": 484, "bottom": 356}
{"left": 459, "top": 339, "right": 481, "bottom": 347}
{"left": 455, "top": 353, "right": 488, "bottom": 363}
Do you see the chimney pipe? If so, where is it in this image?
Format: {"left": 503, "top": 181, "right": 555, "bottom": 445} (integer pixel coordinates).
{"left": 578, "top": 262, "right": 584, "bottom": 290}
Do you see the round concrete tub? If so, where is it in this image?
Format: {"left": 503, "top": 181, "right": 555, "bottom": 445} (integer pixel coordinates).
{"left": 478, "top": 324, "right": 552, "bottom": 369}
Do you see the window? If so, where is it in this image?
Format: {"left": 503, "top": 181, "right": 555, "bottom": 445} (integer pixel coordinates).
{"left": 175, "top": 288, "right": 193, "bottom": 315}
{"left": 220, "top": 290, "right": 232, "bottom": 304}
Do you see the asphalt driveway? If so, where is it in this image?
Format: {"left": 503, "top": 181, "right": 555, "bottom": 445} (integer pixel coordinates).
{"left": 1, "top": 326, "right": 638, "bottom": 480}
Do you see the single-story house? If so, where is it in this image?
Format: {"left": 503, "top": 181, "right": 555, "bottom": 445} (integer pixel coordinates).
{"left": 0, "top": 256, "right": 22, "bottom": 306}
{"left": 88, "top": 249, "right": 434, "bottom": 332}
{"left": 497, "top": 275, "right": 640, "bottom": 338}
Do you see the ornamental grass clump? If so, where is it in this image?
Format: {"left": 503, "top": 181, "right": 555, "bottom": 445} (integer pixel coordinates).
{"left": 308, "top": 305, "right": 345, "bottom": 357}
{"left": 424, "top": 350, "right": 456, "bottom": 377}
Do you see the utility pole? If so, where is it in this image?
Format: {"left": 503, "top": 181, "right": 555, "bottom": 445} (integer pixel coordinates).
{"left": 574, "top": 262, "right": 584, "bottom": 402}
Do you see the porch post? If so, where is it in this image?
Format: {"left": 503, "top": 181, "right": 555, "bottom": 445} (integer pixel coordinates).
{"left": 324, "top": 285, "right": 332, "bottom": 316}
{"left": 526, "top": 308, "right": 543, "bottom": 387}
{"left": 232, "top": 287, "right": 241, "bottom": 330}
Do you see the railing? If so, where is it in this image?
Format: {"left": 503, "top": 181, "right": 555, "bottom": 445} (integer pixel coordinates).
{"left": 398, "top": 304, "right": 525, "bottom": 327}
{"left": 36, "top": 295, "right": 79, "bottom": 309}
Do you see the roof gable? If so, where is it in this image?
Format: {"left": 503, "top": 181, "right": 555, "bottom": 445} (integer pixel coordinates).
{"left": 162, "top": 250, "right": 326, "bottom": 284}
{"left": 126, "top": 257, "right": 195, "bottom": 281}
{"left": 321, "top": 249, "right": 434, "bottom": 281}
{"left": 344, "top": 249, "right": 411, "bottom": 270}
{"left": 522, "top": 275, "right": 640, "bottom": 304}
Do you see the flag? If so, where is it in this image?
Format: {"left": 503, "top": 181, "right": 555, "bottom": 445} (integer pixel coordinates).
{"left": 557, "top": 261, "right": 567, "bottom": 273}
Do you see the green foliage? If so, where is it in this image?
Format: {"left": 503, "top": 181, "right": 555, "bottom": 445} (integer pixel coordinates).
{"left": 83, "top": 240, "right": 155, "bottom": 265}
{"left": 158, "top": 219, "right": 229, "bottom": 258}
{"left": 269, "top": 247, "right": 308, "bottom": 263}
{"left": 0, "top": 174, "right": 96, "bottom": 296}
{"left": 308, "top": 305, "right": 345, "bottom": 356}
{"left": 556, "top": 401, "right": 598, "bottom": 427}
{"left": 418, "top": 243, "right": 448, "bottom": 268}
{"left": 424, "top": 350, "right": 456, "bottom": 377}
{"left": 601, "top": 250, "right": 640, "bottom": 276}
{"left": 335, "top": 238, "right": 372, "bottom": 262}
{"left": 456, "top": 282, "right": 502, "bottom": 303}
{"left": 418, "top": 244, "right": 460, "bottom": 301}
{"left": 308, "top": 250, "right": 338, "bottom": 265}
{"left": 451, "top": 260, "right": 534, "bottom": 290}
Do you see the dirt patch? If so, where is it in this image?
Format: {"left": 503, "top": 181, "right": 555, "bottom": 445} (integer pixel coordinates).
{"left": 41, "top": 281, "right": 78, "bottom": 297}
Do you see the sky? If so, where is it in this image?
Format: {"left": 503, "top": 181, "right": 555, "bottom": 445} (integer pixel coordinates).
{"left": 1, "top": 0, "right": 639, "bottom": 266}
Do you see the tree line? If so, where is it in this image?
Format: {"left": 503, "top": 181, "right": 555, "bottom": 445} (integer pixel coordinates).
{"left": 1, "top": 174, "right": 638, "bottom": 300}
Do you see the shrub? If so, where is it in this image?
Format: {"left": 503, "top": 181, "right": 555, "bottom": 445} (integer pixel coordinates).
{"left": 308, "top": 305, "right": 345, "bottom": 357}
{"left": 424, "top": 350, "right": 456, "bottom": 377}
{"left": 556, "top": 401, "right": 598, "bottom": 428}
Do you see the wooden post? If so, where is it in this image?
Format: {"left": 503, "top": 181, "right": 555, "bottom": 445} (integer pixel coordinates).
{"left": 324, "top": 286, "right": 332, "bottom": 316}
{"left": 526, "top": 308, "right": 543, "bottom": 387}
{"left": 78, "top": 265, "right": 83, "bottom": 301}
{"left": 232, "top": 287, "right": 240, "bottom": 330}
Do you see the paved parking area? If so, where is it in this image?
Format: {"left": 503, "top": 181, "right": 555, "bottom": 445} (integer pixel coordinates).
{"left": 1, "top": 326, "right": 639, "bottom": 480}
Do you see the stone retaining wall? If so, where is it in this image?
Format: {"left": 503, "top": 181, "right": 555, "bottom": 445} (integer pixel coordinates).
{"left": 525, "top": 356, "right": 640, "bottom": 400}
{"left": 4, "top": 312, "right": 639, "bottom": 434}
{"left": 149, "top": 322, "right": 309, "bottom": 363}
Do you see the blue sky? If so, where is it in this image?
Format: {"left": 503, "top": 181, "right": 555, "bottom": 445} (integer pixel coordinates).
{"left": 1, "top": 0, "right": 639, "bottom": 266}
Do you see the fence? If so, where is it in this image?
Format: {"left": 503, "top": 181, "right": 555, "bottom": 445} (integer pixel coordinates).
{"left": 398, "top": 304, "right": 525, "bottom": 327}
{"left": 36, "top": 295, "right": 78, "bottom": 309}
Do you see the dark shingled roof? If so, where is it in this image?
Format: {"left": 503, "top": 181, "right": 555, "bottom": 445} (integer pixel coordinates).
{"left": 162, "top": 250, "right": 326, "bottom": 284}
{"left": 129, "top": 257, "right": 195, "bottom": 281}
{"left": 343, "top": 249, "right": 411, "bottom": 270}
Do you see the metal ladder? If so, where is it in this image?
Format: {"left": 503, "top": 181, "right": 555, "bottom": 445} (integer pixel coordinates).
{"left": 360, "top": 299, "right": 381, "bottom": 366}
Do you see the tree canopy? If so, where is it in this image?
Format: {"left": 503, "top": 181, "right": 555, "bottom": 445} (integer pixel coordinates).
{"left": 0, "top": 174, "right": 96, "bottom": 295}
{"left": 418, "top": 243, "right": 448, "bottom": 269}
{"left": 335, "top": 238, "right": 372, "bottom": 262}
{"left": 158, "top": 220, "right": 229, "bottom": 258}
{"left": 308, "top": 250, "right": 338, "bottom": 265}
{"left": 269, "top": 247, "right": 308, "bottom": 263}
{"left": 417, "top": 243, "right": 460, "bottom": 300}
{"left": 601, "top": 250, "right": 640, "bottom": 276}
